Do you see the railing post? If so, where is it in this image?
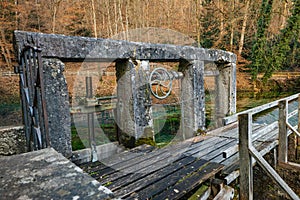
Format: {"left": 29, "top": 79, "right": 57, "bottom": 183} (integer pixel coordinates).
{"left": 239, "top": 113, "right": 253, "bottom": 200}
{"left": 278, "top": 100, "right": 288, "bottom": 163}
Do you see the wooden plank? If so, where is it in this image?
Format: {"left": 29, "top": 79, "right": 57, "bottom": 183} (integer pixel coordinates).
{"left": 152, "top": 162, "right": 224, "bottom": 200}
{"left": 213, "top": 185, "right": 234, "bottom": 200}
{"left": 288, "top": 109, "right": 298, "bottom": 119}
{"left": 81, "top": 144, "right": 155, "bottom": 173}
{"left": 249, "top": 146, "right": 300, "bottom": 200}
{"left": 222, "top": 145, "right": 238, "bottom": 158}
{"left": 112, "top": 138, "right": 232, "bottom": 196}
{"left": 113, "top": 138, "right": 235, "bottom": 198}
{"left": 253, "top": 124, "right": 278, "bottom": 143}
{"left": 252, "top": 121, "right": 278, "bottom": 142}
{"left": 107, "top": 155, "right": 196, "bottom": 191}
{"left": 187, "top": 136, "right": 222, "bottom": 153}
{"left": 186, "top": 137, "right": 228, "bottom": 156}
{"left": 93, "top": 143, "right": 185, "bottom": 182}
{"left": 125, "top": 159, "right": 209, "bottom": 200}
{"left": 206, "top": 124, "right": 238, "bottom": 139}
{"left": 91, "top": 140, "right": 192, "bottom": 176}
{"left": 201, "top": 140, "right": 237, "bottom": 162}
{"left": 238, "top": 113, "right": 253, "bottom": 200}
{"left": 98, "top": 145, "right": 191, "bottom": 186}
{"left": 221, "top": 150, "right": 238, "bottom": 167}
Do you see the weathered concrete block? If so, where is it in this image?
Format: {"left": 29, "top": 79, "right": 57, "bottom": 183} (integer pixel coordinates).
{"left": 71, "top": 142, "right": 124, "bottom": 165}
{"left": 0, "top": 126, "right": 26, "bottom": 156}
{"left": 115, "top": 60, "right": 154, "bottom": 148}
{"left": 0, "top": 148, "right": 114, "bottom": 199}
{"left": 179, "top": 60, "right": 205, "bottom": 139}
{"left": 43, "top": 59, "right": 72, "bottom": 157}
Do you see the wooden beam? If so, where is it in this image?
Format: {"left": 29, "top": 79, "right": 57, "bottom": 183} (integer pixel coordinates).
{"left": 238, "top": 113, "right": 253, "bottom": 200}
{"left": 287, "top": 122, "right": 300, "bottom": 138}
{"left": 213, "top": 185, "right": 234, "bottom": 200}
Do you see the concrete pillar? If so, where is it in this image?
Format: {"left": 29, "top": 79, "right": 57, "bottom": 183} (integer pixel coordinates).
{"left": 43, "top": 59, "right": 72, "bottom": 157}
{"left": 215, "top": 62, "right": 236, "bottom": 127}
{"left": 115, "top": 60, "right": 153, "bottom": 148}
{"left": 179, "top": 60, "right": 205, "bottom": 139}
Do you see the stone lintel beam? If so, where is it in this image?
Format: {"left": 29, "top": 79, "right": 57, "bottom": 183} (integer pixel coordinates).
{"left": 14, "top": 31, "right": 236, "bottom": 64}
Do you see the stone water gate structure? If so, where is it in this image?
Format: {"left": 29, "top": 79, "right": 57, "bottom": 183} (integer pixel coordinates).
{"left": 13, "top": 31, "right": 237, "bottom": 157}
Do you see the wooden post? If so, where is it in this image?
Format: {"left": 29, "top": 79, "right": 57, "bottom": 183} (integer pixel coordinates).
{"left": 239, "top": 113, "right": 253, "bottom": 200}
{"left": 278, "top": 100, "right": 288, "bottom": 163}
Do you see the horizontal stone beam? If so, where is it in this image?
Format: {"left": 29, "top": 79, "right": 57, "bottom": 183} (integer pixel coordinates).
{"left": 14, "top": 31, "right": 236, "bottom": 63}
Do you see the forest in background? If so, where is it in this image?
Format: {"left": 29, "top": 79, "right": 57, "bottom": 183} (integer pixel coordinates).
{"left": 0, "top": 0, "right": 299, "bottom": 80}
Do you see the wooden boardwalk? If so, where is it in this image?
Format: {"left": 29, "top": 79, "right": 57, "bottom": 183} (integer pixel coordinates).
{"left": 78, "top": 122, "right": 279, "bottom": 199}
{"left": 78, "top": 94, "right": 300, "bottom": 199}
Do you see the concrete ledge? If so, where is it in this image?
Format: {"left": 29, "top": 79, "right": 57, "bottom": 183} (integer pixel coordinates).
{"left": 71, "top": 142, "right": 124, "bottom": 165}
{"left": 0, "top": 126, "right": 25, "bottom": 156}
{"left": 0, "top": 148, "right": 115, "bottom": 199}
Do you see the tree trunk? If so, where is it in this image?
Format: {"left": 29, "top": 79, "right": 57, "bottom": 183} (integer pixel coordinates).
{"left": 196, "top": 0, "right": 203, "bottom": 47}
{"left": 280, "top": 1, "right": 288, "bottom": 29}
{"left": 214, "top": 0, "right": 225, "bottom": 48}
{"left": 0, "top": 29, "right": 12, "bottom": 68}
{"left": 230, "top": 0, "right": 235, "bottom": 52}
{"left": 51, "top": 0, "right": 62, "bottom": 34}
{"left": 91, "top": 0, "right": 97, "bottom": 38}
{"left": 105, "top": 1, "right": 113, "bottom": 37}
{"left": 238, "top": 0, "right": 251, "bottom": 56}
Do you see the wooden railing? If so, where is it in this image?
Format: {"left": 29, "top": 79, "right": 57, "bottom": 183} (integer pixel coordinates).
{"left": 235, "top": 93, "right": 300, "bottom": 200}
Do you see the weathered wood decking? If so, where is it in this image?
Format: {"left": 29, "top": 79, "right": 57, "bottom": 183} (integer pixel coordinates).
{"left": 78, "top": 122, "right": 280, "bottom": 199}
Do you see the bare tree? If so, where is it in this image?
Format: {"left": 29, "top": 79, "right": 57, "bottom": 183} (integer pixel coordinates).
{"left": 238, "top": 0, "right": 251, "bottom": 56}
{"left": 51, "top": 0, "right": 62, "bottom": 33}
{"left": 91, "top": 0, "right": 97, "bottom": 37}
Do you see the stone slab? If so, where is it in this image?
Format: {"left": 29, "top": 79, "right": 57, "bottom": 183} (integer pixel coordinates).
{"left": 13, "top": 31, "right": 236, "bottom": 63}
{"left": 0, "top": 148, "right": 114, "bottom": 199}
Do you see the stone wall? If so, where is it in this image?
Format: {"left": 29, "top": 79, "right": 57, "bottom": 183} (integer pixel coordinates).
{"left": 0, "top": 126, "right": 26, "bottom": 156}
{"left": 13, "top": 31, "right": 237, "bottom": 151}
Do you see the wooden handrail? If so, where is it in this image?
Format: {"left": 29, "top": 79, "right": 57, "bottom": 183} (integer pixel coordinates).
{"left": 223, "top": 93, "right": 300, "bottom": 125}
